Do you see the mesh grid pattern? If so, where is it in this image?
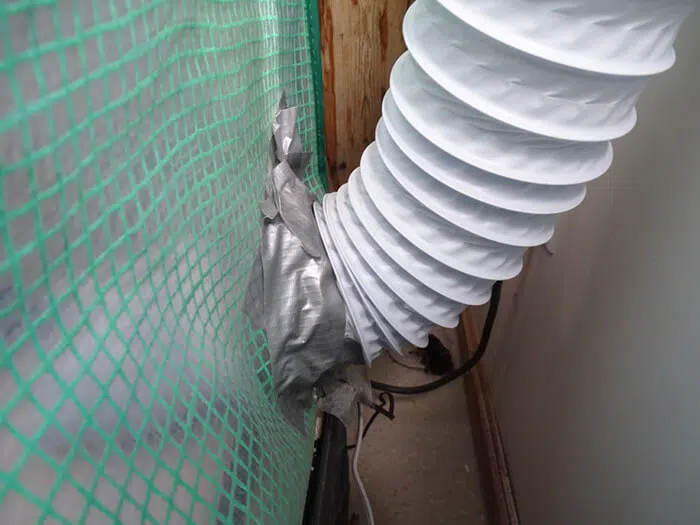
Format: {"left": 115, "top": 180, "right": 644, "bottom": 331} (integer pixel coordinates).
{"left": 0, "top": 0, "right": 324, "bottom": 523}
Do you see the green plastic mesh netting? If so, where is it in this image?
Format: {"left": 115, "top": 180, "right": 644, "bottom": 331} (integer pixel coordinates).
{"left": 0, "top": 0, "right": 327, "bottom": 523}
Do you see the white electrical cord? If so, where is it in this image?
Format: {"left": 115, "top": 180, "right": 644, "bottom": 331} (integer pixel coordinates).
{"left": 353, "top": 404, "right": 375, "bottom": 525}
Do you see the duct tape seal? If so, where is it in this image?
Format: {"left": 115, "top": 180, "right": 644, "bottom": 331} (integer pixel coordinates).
{"left": 244, "top": 95, "right": 368, "bottom": 432}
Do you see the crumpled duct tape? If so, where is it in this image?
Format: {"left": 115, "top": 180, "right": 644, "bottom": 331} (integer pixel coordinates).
{"left": 244, "top": 95, "right": 365, "bottom": 431}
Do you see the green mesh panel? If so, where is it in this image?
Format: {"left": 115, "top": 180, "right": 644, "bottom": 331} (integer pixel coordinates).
{"left": 0, "top": 0, "right": 326, "bottom": 523}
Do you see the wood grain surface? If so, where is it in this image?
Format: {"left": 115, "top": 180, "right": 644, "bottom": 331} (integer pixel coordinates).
{"left": 318, "top": 0, "right": 411, "bottom": 190}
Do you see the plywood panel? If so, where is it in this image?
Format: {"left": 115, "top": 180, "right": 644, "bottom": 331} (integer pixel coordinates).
{"left": 319, "top": 0, "right": 411, "bottom": 190}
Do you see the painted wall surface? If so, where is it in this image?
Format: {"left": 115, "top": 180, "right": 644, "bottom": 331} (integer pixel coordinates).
{"left": 490, "top": 11, "right": 700, "bottom": 525}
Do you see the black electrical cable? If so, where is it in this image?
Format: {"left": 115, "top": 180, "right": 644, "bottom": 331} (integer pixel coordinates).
{"left": 370, "top": 280, "right": 503, "bottom": 395}
{"left": 344, "top": 282, "right": 501, "bottom": 449}
{"left": 346, "top": 391, "right": 395, "bottom": 450}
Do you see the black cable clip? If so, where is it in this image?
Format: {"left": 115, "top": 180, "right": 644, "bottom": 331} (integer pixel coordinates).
{"left": 372, "top": 391, "right": 395, "bottom": 421}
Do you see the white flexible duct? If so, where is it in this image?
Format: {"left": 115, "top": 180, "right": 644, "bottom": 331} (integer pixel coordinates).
{"left": 315, "top": 0, "right": 697, "bottom": 363}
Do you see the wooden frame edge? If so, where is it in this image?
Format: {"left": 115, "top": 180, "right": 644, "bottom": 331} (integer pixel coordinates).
{"left": 317, "top": 0, "right": 340, "bottom": 192}
{"left": 457, "top": 310, "right": 520, "bottom": 525}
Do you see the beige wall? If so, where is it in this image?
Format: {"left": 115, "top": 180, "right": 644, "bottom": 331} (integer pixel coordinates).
{"left": 485, "top": 11, "right": 700, "bottom": 525}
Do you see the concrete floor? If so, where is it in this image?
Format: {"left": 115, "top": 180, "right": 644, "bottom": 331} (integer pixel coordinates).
{"left": 348, "top": 328, "right": 487, "bottom": 525}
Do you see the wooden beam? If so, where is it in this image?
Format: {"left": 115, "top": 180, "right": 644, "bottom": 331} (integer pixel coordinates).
{"left": 318, "top": 0, "right": 338, "bottom": 190}
{"left": 318, "top": 0, "right": 411, "bottom": 190}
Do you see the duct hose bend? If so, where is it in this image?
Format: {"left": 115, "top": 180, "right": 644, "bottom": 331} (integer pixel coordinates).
{"left": 315, "top": 0, "right": 696, "bottom": 363}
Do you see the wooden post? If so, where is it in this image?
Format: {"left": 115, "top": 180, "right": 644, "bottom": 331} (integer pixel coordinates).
{"left": 318, "top": 0, "right": 411, "bottom": 190}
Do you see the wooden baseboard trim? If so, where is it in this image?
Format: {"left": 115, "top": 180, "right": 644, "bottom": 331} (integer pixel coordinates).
{"left": 457, "top": 310, "right": 520, "bottom": 525}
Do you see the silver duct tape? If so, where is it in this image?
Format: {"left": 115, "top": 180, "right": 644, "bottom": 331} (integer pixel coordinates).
{"left": 244, "top": 95, "right": 366, "bottom": 432}
{"left": 314, "top": 362, "right": 375, "bottom": 429}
